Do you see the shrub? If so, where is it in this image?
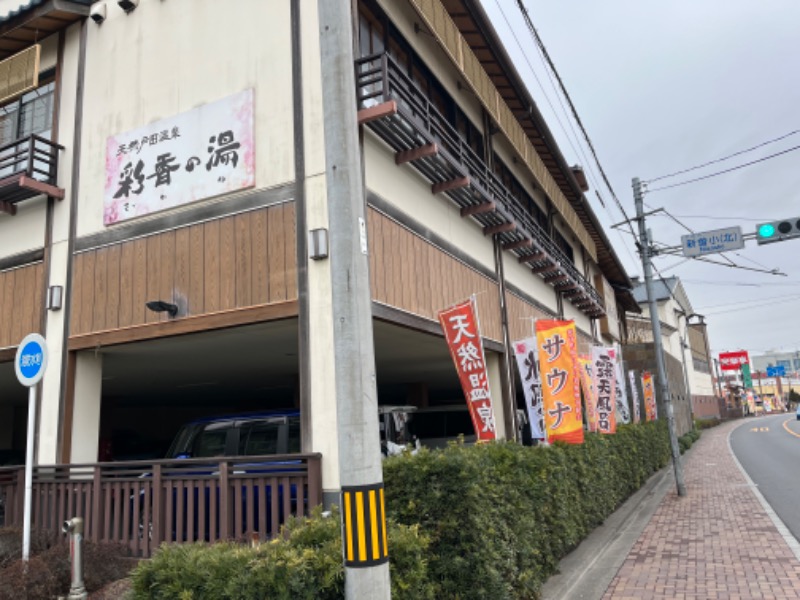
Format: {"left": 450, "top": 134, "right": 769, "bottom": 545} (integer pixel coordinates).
{"left": 0, "top": 529, "right": 132, "bottom": 600}
{"left": 382, "top": 420, "right": 670, "bottom": 600}
{"left": 696, "top": 417, "right": 721, "bottom": 430}
{"left": 131, "top": 420, "right": 671, "bottom": 600}
{"left": 130, "top": 506, "right": 434, "bottom": 600}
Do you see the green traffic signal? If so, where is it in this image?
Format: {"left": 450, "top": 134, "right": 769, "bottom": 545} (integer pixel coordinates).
{"left": 758, "top": 223, "right": 776, "bottom": 238}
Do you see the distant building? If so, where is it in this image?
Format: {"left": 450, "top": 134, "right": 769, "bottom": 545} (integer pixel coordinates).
{"left": 752, "top": 351, "right": 800, "bottom": 376}
{"left": 622, "top": 276, "right": 726, "bottom": 426}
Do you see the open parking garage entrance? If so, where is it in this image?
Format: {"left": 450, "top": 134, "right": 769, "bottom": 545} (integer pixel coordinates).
{"left": 91, "top": 317, "right": 479, "bottom": 463}
{"left": 0, "top": 361, "right": 26, "bottom": 466}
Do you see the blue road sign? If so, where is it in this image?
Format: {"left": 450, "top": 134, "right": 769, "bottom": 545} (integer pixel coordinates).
{"left": 766, "top": 365, "right": 786, "bottom": 378}
{"left": 14, "top": 333, "right": 48, "bottom": 387}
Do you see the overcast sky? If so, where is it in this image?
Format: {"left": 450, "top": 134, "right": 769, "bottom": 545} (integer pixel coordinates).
{"left": 480, "top": 0, "right": 800, "bottom": 359}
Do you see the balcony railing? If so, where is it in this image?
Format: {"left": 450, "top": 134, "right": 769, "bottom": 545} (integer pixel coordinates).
{"left": 0, "top": 134, "right": 65, "bottom": 215}
{"left": 355, "top": 52, "right": 604, "bottom": 316}
{"left": 0, "top": 454, "right": 322, "bottom": 558}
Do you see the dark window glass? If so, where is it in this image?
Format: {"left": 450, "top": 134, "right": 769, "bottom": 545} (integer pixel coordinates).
{"left": 193, "top": 423, "right": 234, "bottom": 458}
{"left": 241, "top": 420, "right": 282, "bottom": 456}
{"left": 358, "top": 4, "right": 384, "bottom": 56}
{"left": 554, "top": 230, "right": 575, "bottom": 263}
{"left": 0, "top": 74, "right": 55, "bottom": 144}
{"left": 287, "top": 417, "right": 301, "bottom": 453}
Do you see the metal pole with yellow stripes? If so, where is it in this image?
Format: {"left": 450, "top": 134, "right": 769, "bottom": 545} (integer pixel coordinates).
{"left": 317, "top": 0, "right": 392, "bottom": 598}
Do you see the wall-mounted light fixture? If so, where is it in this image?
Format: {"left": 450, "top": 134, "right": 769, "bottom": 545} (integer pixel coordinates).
{"left": 117, "top": 0, "right": 139, "bottom": 13}
{"left": 145, "top": 300, "right": 178, "bottom": 317}
{"left": 46, "top": 285, "right": 63, "bottom": 311}
{"left": 308, "top": 228, "right": 329, "bottom": 260}
{"left": 90, "top": 2, "right": 107, "bottom": 24}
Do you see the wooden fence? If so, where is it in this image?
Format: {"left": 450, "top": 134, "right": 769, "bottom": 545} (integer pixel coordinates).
{"left": 0, "top": 454, "right": 322, "bottom": 558}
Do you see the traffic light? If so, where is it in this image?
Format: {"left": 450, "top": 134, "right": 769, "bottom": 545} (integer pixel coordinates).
{"left": 755, "top": 217, "right": 800, "bottom": 245}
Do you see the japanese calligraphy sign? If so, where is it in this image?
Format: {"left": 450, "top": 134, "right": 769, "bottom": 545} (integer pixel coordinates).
{"left": 534, "top": 320, "right": 583, "bottom": 444}
{"left": 628, "top": 370, "right": 641, "bottom": 424}
{"left": 613, "top": 345, "right": 630, "bottom": 425}
{"left": 642, "top": 371, "right": 657, "bottom": 421}
{"left": 577, "top": 356, "right": 597, "bottom": 433}
{"left": 718, "top": 350, "right": 749, "bottom": 371}
{"left": 104, "top": 89, "right": 255, "bottom": 225}
{"left": 512, "top": 337, "right": 545, "bottom": 440}
{"left": 591, "top": 346, "right": 617, "bottom": 434}
{"left": 438, "top": 298, "right": 496, "bottom": 442}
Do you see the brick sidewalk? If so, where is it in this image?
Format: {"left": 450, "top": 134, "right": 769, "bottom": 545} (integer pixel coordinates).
{"left": 604, "top": 419, "right": 800, "bottom": 600}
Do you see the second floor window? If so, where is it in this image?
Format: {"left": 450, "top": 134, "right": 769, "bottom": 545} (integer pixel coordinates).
{"left": 0, "top": 71, "right": 55, "bottom": 145}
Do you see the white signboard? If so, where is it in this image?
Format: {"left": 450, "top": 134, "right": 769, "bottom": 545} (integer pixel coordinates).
{"left": 681, "top": 226, "right": 744, "bottom": 257}
{"left": 512, "top": 337, "right": 545, "bottom": 440}
{"left": 104, "top": 89, "right": 255, "bottom": 225}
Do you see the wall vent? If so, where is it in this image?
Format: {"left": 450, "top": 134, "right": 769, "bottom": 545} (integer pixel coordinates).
{"left": 0, "top": 45, "right": 40, "bottom": 106}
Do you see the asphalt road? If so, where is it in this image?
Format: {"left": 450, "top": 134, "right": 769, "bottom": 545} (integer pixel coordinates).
{"left": 730, "top": 412, "right": 800, "bottom": 542}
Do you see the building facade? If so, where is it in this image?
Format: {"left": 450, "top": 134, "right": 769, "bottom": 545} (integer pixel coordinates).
{"left": 623, "top": 276, "right": 719, "bottom": 428}
{"left": 0, "top": 0, "right": 637, "bottom": 506}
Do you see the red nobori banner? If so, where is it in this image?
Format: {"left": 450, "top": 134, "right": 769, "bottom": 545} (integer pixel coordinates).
{"left": 438, "top": 297, "right": 496, "bottom": 442}
{"left": 718, "top": 350, "right": 749, "bottom": 371}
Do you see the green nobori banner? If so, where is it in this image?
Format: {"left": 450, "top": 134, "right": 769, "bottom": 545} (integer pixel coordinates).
{"left": 741, "top": 363, "right": 753, "bottom": 389}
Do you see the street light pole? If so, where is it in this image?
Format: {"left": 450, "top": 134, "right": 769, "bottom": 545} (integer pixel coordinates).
{"left": 633, "top": 177, "right": 686, "bottom": 497}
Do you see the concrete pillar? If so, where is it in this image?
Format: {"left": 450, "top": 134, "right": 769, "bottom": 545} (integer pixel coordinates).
{"left": 70, "top": 352, "right": 103, "bottom": 464}
{"left": 486, "top": 351, "right": 508, "bottom": 440}
{"left": 37, "top": 240, "right": 70, "bottom": 464}
{"left": 305, "top": 173, "right": 340, "bottom": 507}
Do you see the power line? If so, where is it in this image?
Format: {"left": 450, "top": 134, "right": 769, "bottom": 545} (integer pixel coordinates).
{"left": 512, "top": 0, "right": 640, "bottom": 248}
{"left": 490, "top": 0, "right": 591, "bottom": 186}
{"left": 681, "top": 279, "right": 800, "bottom": 287}
{"left": 644, "top": 129, "right": 800, "bottom": 184}
{"left": 698, "top": 291, "right": 800, "bottom": 311}
{"left": 664, "top": 213, "right": 769, "bottom": 222}
{"left": 702, "top": 294, "right": 800, "bottom": 316}
{"left": 645, "top": 143, "right": 800, "bottom": 193}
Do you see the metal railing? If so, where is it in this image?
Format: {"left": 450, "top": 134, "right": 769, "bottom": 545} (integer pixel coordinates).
{"left": 0, "top": 454, "right": 322, "bottom": 558}
{"left": 355, "top": 52, "right": 603, "bottom": 311}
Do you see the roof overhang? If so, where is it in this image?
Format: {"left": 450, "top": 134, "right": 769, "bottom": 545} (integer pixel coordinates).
{"left": 440, "top": 0, "right": 635, "bottom": 293}
{"left": 0, "top": 0, "right": 91, "bottom": 60}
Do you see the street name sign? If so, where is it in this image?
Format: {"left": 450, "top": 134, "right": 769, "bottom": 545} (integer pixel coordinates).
{"left": 681, "top": 226, "right": 744, "bottom": 257}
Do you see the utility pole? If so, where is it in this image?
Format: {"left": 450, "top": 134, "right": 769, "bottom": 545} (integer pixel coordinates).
{"left": 317, "top": 2, "right": 391, "bottom": 598}
{"left": 713, "top": 357, "right": 724, "bottom": 398}
{"left": 632, "top": 178, "right": 686, "bottom": 497}
{"left": 676, "top": 315, "right": 695, "bottom": 423}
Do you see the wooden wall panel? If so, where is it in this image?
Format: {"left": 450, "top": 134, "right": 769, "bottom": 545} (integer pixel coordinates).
{"left": 368, "top": 209, "right": 502, "bottom": 342}
{"left": 0, "top": 262, "right": 44, "bottom": 349}
{"left": 70, "top": 203, "right": 297, "bottom": 336}
{"left": 505, "top": 292, "right": 550, "bottom": 343}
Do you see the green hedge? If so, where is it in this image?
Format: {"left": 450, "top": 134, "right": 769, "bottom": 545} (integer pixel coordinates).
{"left": 130, "top": 421, "right": 671, "bottom": 600}
{"left": 382, "top": 420, "right": 671, "bottom": 600}
{"left": 130, "top": 507, "right": 435, "bottom": 600}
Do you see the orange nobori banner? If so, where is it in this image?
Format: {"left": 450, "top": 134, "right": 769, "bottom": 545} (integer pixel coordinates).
{"left": 642, "top": 371, "right": 657, "bottom": 421}
{"left": 438, "top": 297, "right": 496, "bottom": 442}
{"left": 535, "top": 320, "right": 583, "bottom": 444}
{"left": 578, "top": 356, "right": 597, "bottom": 433}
